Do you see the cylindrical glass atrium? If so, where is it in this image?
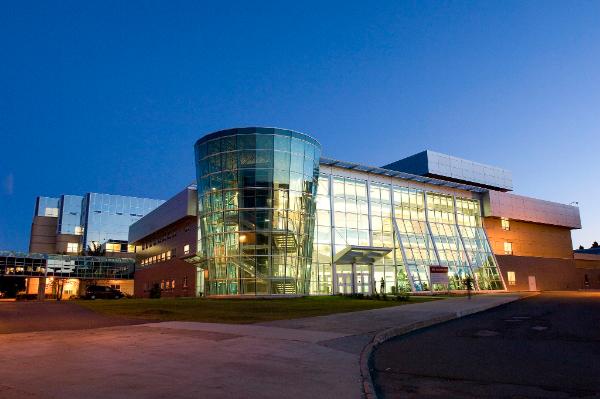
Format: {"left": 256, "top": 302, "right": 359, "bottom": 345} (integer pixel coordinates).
{"left": 195, "top": 127, "right": 321, "bottom": 295}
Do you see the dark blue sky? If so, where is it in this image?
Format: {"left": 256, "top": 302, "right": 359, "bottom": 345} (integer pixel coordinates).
{"left": 1, "top": 1, "right": 599, "bottom": 251}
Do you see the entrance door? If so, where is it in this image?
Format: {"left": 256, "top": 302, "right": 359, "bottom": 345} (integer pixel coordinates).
{"left": 336, "top": 273, "right": 353, "bottom": 294}
{"left": 355, "top": 272, "right": 370, "bottom": 295}
{"left": 196, "top": 267, "right": 205, "bottom": 297}
{"left": 528, "top": 275, "right": 537, "bottom": 291}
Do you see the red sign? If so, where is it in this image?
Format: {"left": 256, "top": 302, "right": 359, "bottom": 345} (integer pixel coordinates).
{"left": 429, "top": 266, "right": 449, "bottom": 274}
{"left": 429, "top": 265, "right": 449, "bottom": 285}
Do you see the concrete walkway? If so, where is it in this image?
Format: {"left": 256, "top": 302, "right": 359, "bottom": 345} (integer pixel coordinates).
{"left": 0, "top": 294, "right": 525, "bottom": 399}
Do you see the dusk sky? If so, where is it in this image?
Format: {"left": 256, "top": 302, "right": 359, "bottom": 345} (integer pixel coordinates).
{"left": 1, "top": 1, "right": 599, "bottom": 251}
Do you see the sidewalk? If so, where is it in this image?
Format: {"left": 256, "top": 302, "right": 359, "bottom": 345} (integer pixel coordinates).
{"left": 0, "top": 294, "right": 527, "bottom": 399}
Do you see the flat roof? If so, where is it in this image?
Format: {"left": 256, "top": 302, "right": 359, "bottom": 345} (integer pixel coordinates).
{"left": 128, "top": 186, "right": 197, "bottom": 244}
{"left": 320, "top": 157, "right": 489, "bottom": 193}
{"left": 195, "top": 127, "right": 321, "bottom": 148}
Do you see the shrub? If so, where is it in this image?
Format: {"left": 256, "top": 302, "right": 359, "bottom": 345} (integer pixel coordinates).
{"left": 149, "top": 283, "right": 161, "bottom": 299}
{"left": 396, "top": 290, "right": 410, "bottom": 301}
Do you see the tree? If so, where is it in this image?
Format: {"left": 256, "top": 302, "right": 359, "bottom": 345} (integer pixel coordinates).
{"left": 83, "top": 241, "right": 106, "bottom": 256}
{"left": 593, "top": 241, "right": 599, "bottom": 248}
{"left": 48, "top": 278, "right": 65, "bottom": 301}
{"left": 579, "top": 245, "right": 585, "bottom": 250}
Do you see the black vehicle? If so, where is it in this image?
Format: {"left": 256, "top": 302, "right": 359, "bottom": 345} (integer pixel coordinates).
{"left": 84, "top": 285, "right": 125, "bottom": 300}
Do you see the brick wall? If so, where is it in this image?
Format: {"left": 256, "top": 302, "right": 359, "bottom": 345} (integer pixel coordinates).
{"left": 29, "top": 216, "right": 58, "bottom": 253}
{"left": 496, "top": 254, "right": 600, "bottom": 291}
{"left": 134, "top": 258, "right": 199, "bottom": 298}
{"left": 484, "top": 217, "right": 574, "bottom": 258}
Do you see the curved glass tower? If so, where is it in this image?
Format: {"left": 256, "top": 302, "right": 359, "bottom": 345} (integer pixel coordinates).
{"left": 195, "top": 127, "right": 321, "bottom": 296}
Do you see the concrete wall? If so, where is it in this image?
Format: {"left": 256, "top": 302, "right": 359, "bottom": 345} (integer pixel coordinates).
{"left": 484, "top": 217, "right": 574, "bottom": 259}
{"left": 134, "top": 258, "right": 199, "bottom": 298}
{"left": 496, "top": 254, "right": 600, "bottom": 291}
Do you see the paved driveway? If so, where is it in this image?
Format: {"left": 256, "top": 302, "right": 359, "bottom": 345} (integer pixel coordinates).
{"left": 372, "top": 291, "right": 600, "bottom": 399}
{"left": 0, "top": 294, "right": 522, "bottom": 399}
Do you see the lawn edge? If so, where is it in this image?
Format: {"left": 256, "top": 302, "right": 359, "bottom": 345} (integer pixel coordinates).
{"left": 74, "top": 296, "right": 438, "bottom": 324}
{"left": 358, "top": 292, "right": 540, "bottom": 399}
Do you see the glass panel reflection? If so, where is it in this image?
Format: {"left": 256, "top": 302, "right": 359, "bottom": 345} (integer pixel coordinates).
{"left": 195, "top": 128, "right": 321, "bottom": 295}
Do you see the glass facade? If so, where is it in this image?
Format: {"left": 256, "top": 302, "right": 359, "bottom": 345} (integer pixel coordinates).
{"left": 35, "top": 196, "right": 59, "bottom": 217}
{"left": 0, "top": 250, "right": 135, "bottom": 279}
{"left": 58, "top": 195, "right": 84, "bottom": 235}
{"left": 192, "top": 127, "right": 503, "bottom": 296}
{"left": 81, "top": 193, "right": 165, "bottom": 250}
{"left": 312, "top": 172, "right": 505, "bottom": 294}
{"left": 195, "top": 127, "right": 321, "bottom": 295}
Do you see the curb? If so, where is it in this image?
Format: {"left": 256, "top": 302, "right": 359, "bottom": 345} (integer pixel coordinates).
{"left": 359, "top": 293, "right": 538, "bottom": 399}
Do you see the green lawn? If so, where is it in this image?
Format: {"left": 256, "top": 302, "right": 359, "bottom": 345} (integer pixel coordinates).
{"left": 77, "top": 295, "right": 440, "bottom": 324}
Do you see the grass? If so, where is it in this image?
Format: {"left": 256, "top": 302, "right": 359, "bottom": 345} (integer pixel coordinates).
{"left": 76, "top": 295, "right": 440, "bottom": 324}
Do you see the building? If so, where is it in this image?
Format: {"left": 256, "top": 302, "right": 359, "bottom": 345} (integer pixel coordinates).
{"left": 19, "top": 192, "right": 164, "bottom": 299}
{"left": 0, "top": 250, "right": 135, "bottom": 299}
{"left": 386, "top": 150, "right": 600, "bottom": 291}
{"left": 129, "top": 186, "right": 202, "bottom": 298}
{"left": 129, "top": 127, "right": 599, "bottom": 297}
{"left": 30, "top": 193, "right": 165, "bottom": 256}
{"left": 126, "top": 127, "right": 594, "bottom": 298}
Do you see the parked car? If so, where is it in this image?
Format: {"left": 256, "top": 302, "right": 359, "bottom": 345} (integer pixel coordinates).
{"left": 84, "top": 285, "right": 125, "bottom": 300}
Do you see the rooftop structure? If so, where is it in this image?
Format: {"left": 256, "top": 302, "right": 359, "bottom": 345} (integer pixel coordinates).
{"left": 382, "top": 150, "right": 513, "bottom": 192}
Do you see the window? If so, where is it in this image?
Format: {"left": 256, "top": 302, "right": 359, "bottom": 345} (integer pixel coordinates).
{"left": 184, "top": 244, "right": 190, "bottom": 255}
{"left": 501, "top": 217, "right": 510, "bottom": 231}
{"left": 504, "top": 242, "right": 513, "bottom": 255}
{"left": 507, "top": 271, "right": 516, "bottom": 286}
{"left": 45, "top": 207, "right": 59, "bottom": 217}
{"left": 67, "top": 242, "right": 79, "bottom": 253}
{"left": 183, "top": 276, "right": 188, "bottom": 288}
{"left": 106, "top": 243, "right": 118, "bottom": 252}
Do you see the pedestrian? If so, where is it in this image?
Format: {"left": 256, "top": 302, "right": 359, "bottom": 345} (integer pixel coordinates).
{"left": 464, "top": 276, "right": 473, "bottom": 299}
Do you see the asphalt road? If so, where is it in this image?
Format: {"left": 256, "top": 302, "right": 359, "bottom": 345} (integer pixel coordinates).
{"left": 372, "top": 292, "right": 600, "bottom": 399}
{"left": 0, "top": 300, "right": 145, "bottom": 334}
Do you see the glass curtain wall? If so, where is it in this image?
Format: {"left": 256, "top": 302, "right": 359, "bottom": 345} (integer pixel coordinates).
{"left": 425, "top": 192, "right": 473, "bottom": 289}
{"left": 35, "top": 197, "right": 59, "bottom": 217}
{"left": 58, "top": 195, "right": 84, "bottom": 235}
{"left": 311, "top": 175, "right": 333, "bottom": 294}
{"left": 392, "top": 187, "right": 438, "bottom": 291}
{"left": 313, "top": 173, "right": 505, "bottom": 294}
{"left": 82, "top": 193, "right": 164, "bottom": 250}
{"left": 455, "top": 198, "right": 504, "bottom": 290}
{"left": 195, "top": 127, "right": 321, "bottom": 296}
{"left": 369, "top": 182, "right": 399, "bottom": 294}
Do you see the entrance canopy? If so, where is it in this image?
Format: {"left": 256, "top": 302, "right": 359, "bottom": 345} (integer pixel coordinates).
{"left": 333, "top": 245, "right": 393, "bottom": 265}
